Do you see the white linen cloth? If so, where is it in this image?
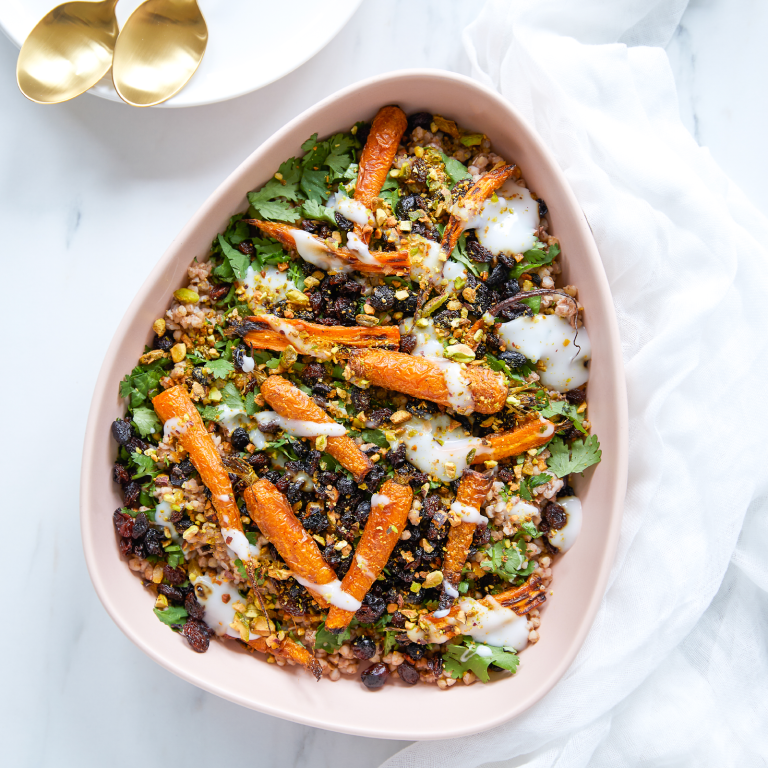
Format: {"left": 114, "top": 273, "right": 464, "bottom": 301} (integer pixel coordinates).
{"left": 383, "top": 1, "right": 768, "bottom": 765}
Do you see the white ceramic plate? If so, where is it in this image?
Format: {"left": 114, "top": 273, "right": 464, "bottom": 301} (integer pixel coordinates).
{"left": 2, "top": 0, "right": 362, "bottom": 107}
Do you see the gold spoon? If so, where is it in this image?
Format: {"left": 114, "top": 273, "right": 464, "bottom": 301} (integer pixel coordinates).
{"left": 16, "top": 0, "right": 120, "bottom": 104}
{"left": 112, "top": 0, "right": 208, "bottom": 107}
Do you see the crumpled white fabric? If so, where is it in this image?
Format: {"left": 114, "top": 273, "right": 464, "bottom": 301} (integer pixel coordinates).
{"left": 382, "top": 1, "right": 768, "bottom": 766}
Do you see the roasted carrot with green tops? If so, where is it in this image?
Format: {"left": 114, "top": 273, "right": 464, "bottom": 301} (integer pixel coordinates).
{"left": 471, "top": 416, "right": 555, "bottom": 464}
{"left": 259, "top": 376, "right": 372, "bottom": 482}
{"left": 325, "top": 479, "right": 413, "bottom": 632}
{"left": 346, "top": 349, "right": 508, "bottom": 415}
{"left": 438, "top": 470, "right": 492, "bottom": 611}
{"left": 245, "top": 219, "right": 409, "bottom": 275}
{"left": 244, "top": 478, "right": 338, "bottom": 608}
{"left": 440, "top": 163, "right": 520, "bottom": 259}
{"left": 152, "top": 386, "right": 242, "bottom": 536}
{"left": 243, "top": 315, "right": 399, "bottom": 361}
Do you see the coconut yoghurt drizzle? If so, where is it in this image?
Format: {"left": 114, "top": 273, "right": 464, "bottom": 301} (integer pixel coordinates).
{"left": 292, "top": 574, "right": 361, "bottom": 611}
{"left": 255, "top": 411, "right": 346, "bottom": 438}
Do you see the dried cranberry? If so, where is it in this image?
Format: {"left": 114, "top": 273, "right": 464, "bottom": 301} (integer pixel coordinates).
{"left": 352, "top": 636, "right": 376, "bottom": 660}
{"left": 367, "top": 408, "right": 392, "bottom": 428}
{"left": 230, "top": 427, "right": 250, "bottom": 451}
{"left": 111, "top": 419, "right": 133, "bottom": 446}
{"left": 158, "top": 584, "right": 183, "bottom": 602}
{"left": 565, "top": 388, "right": 586, "bottom": 404}
{"left": 185, "top": 592, "right": 205, "bottom": 620}
{"left": 365, "top": 465, "right": 386, "bottom": 492}
{"left": 370, "top": 286, "right": 395, "bottom": 311}
{"left": 351, "top": 387, "right": 371, "bottom": 413}
{"left": 163, "top": 565, "right": 186, "bottom": 585}
{"left": 399, "top": 334, "right": 417, "bottom": 354}
{"left": 335, "top": 212, "right": 354, "bottom": 231}
{"left": 361, "top": 662, "right": 389, "bottom": 690}
{"left": 387, "top": 444, "right": 406, "bottom": 468}
{"left": 122, "top": 481, "right": 141, "bottom": 507}
{"left": 131, "top": 512, "right": 149, "bottom": 539}
{"left": 543, "top": 502, "right": 567, "bottom": 530}
{"left": 182, "top": 619, "right": 213, "bottom": 653}
{"left": 113, "top": 510, "right": 134, "bottom": 538}
{"left": 398, "top": 661, "right": 419, "bottom": 685}
{"left": 301, "top": 362, "right": 326, "bottom": 383}
{"left": 466, "top": 239, "right": 494, "bottom": 263}
{"left": 112, "top": 463, "right": 131, "bottom": 485}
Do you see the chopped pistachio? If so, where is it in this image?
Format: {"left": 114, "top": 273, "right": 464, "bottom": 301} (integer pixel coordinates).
{"left": 356, "top": 314, "right": 380, "bottom": 327}
{"left": 152, "top": 318, "right": 166, "bottom": 336}
{"left": 423, "top": 571, "right": 443, "bottom": 589}
{"left": 173, "top": 288, "right": 199, "bottom": 304}
{"left": 170, "top": 342, "right": 187, "bottom": 363}
{"left": 286, "top": 289, "right": 310, "bottom": 305}
{"left": 444, "top": 344, "right": 475, "bottom": 363}
{"left": 316, "top": 434, "right": 328, "bottom": 451}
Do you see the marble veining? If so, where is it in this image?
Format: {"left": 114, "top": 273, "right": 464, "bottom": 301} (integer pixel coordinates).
{"left": 0, "top": 1, "right": 765, "bottom": 766}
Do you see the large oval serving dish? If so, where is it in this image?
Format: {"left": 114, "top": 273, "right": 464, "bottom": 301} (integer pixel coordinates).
{"left": 80, "top": 69, "right": 627, "bottom": 740}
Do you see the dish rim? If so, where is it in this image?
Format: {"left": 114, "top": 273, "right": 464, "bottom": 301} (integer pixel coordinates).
{"left": 80, "top": 67, "right": 628, "bottom": 739}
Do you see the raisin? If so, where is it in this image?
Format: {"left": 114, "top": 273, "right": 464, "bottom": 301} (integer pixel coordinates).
{"left": 118, "top": 537, "right": 132, "bottom": 556}
{"left": 370, "top": 286, "right": 395, "bottom": 311}
{"left": 230, "top": 427, "right": 250, "bottom": 451}
{"left": 113, "top": 463, "right": 130, "bottom": 485}
{"left": 257, "top": 419, "right": 282, "bottom": 434}
{"left": 497, "top": 252, "right": 517, "bottom": 269}
{"left": 403, "top": 642, "right": 426, "bottom": 661}
{"left": 367, "top": 408, "right": 392, "bottom": 427}
{"left": 499, "top": 350, "right": 527, "bottom": 368}
{"left": 332, "top": 297, "right": 357, "bottom": 326}
{"left": 565, "top": 388, "right": 586, "bottom": 405}
{"left": 399, "top": 334, "right": 417, "bottom": 354}
{"left": 502, "top": 279, "right": 520, "bottom": 298}
{"left": 301, "top": 219, "right": 333, "bottom": 239}
{"left": 407, "top": 112, "right": 432, "bottom": 133}
{"left": 352, "top": 636, "right": 376, "bottom": 660}
{"left": 337, "top": 476, "right": 356, "bottom": 496}
{"left": 131, "top": 511, "right": 149, "bottom": 539}
{"left": 427, "top": 656, "right": 443, "bottom": 678}
{"left": 558, "top": 483, "right": 575, "bottom": 498}
{"left": 538, "top": 198, "right": 548, "bottom": 217}
{"left": 543, "top": 501, "right": 567, "bottom": 530}
{"left": 307, "top": 290, "right": 323, "bottom": 314}
{"left": 144, "top": 529, "right": 163, "bottom": 556}
{"left": 355, "top": 500, "right": 371, "bottom": 524}
{"left": 275, "top": 476, "right": 291, "bottom": 493}
{"left": 334, "top": 211, "right": 354, "bottom": 231}
{"left": 111, "top": 419, "right": 133, "bottom": 446}
{"left": 365, "top": 465, "right": 386, "bottom": 492}
{"left": 529, "top": 273, "right": 542, "bottom": 287}
{"left": 361, "top": 662, "right": 389, "bottom": 690}
{"left": 486, "top": 264, "right": 509, "bottom": 286}
{"left": 405, "top": 399, "right": 437, "bottom": 419}
{"left": 473, "top": 525, "right": 491, "bottom": 546}
{"left": 387, "top": 444, "right": 406, "bottom": 468}
{"left": 158, "top": 584, "right": 183, "bottom": 602}
{"left": 113, "top": 510, "right": 134, "bottom": 538}
{"left": 411, "top": 221, "right": 438, "bottom": 240}
{"left": 153, "top": 333, "right": 174, "bottom": 351}
{"left": 238, "top": 241, "right": 255, "bottom": 255}
{"left": 248, "top": 453, "right": 269, "bottom": 471}
{"left": 355, "top": 593, "right": 387, "bottom": 623}
{"left": 329, "top": 272, "right": 348, "bottom": 288}
{"left": 313, "top": 382, "right": 333, "bottom": 397}
{"left": 499, "top": 304, "right": 532, "bottom": 321}
{"left": 351, "top": 387, "right": 371, "bottom": 413}
{"left": 433, "top": 309, "right": 460, "bottom": 330}
{"left": 185, "top": 592, "right": 205, "bottom": 620}
{"left": 398, "top": 661, "right": 420, "bottom": 685}
{"left": 182, "top": 619, "right": 212, "bottom": 653}
{"left": 300, "top": 508, "right": 328, "bottom": 534}
{"left": 317, "top": 471, "right": 338, "bottom": 487}
{"left": 396, "top": 195, "right": 428, "bottom": 221}
{"left": 209, "top": 284, "right": 230, "bottom": 302}
{"left": 390, "top": 611, "right": 406, "bottom": 628}
{"left": 393, "top": 291, "right": 418, "bottom": 315}
{"left": 467, "top": 239, "right": 494, "bottom": 263}
{"left": 163, "top": 565, "right": 186, "bottom": 585}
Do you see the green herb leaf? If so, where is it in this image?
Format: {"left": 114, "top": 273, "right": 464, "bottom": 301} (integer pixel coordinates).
{"left": 378, "top": 175, "right": 400, "bottom": 208}
{"left": 131, "top": 406, "right": 161, "bottom": 438}
{"left": 540, "top": 399, "right": 588, "bottom": 435}
{"left": 234, "top": 559, "right": 248, "bottom": 581}
{"left": 196, "top": 404, "right": 221, "bottom": 422}
{"left": 358, "top": 429, "right": 389, "bottom": 448}
{"left": 217, "top": 235, "right": 250, "bottom": 281}
{"left": 519, "top": 520, "right": 541, "bottom": 539}
{"left": 547, "top": 435, "right": 602, "bottom": 478}
{"left": 301, "top": 198, "right": 337, "bottom": 225}
{"left": 154, "top": 605, "right": 188, "bottom": 626}
{"left": 519, "top": 295, "right": 541, "bottom": 314}
{"left": 481, "top": 540, "right": 528, "bottom": 581}
{"left": 315, "top": 620, "right": 356, "bottom": 652}
{"left": 220, "top": 382, "right": 245, "bottom": 411}
{"left": 443, "top": 637, "right": 519, "bottom": 682}
{"left": 244, "top": 391, "right": 257, "bottom": 417}
{"left": 510, "top": 242, "right": 561, "bottom": 279}
{"left": 439, "top": 151, "right": 472, "bottom": 185}
{"left": 130, "top": 451, "right": 166, "bottom": 480}
{"left": 205, "top": 358, "right": 235, "bottom": 380}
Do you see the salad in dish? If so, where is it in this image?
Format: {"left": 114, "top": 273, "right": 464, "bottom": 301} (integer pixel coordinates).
{"left": 110, "top": 106, "right": 601, "bottom": 690}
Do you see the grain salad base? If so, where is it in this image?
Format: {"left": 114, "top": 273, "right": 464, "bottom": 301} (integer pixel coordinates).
{"left": 110, "top": 106, "right": 599, "bottom": 689}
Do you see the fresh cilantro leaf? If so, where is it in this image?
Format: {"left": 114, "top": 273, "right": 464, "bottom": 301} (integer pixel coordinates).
{"left": 224, "top": 214, "right": 251, "bottom": 245}
{"left": 378, "top": 175, "right": 400, "bottom": 208}
{"left": 251, "top": 236, "right": 286, "bottom": 271}
{"left": 131, "top": 406, "right": 161, "bottom": 438}
{"left": 301, "top": 198, "right": 337, "bottom": 226}
{"left": 519, "top": 474, "right": 552, "bottom": 501}
{"left": 482, "top": 540, "right": 528, "bottom": 581}
{"left": 325, "top": 133, "right": 356, "bottom": 175}
{"left": 315, "top": 620, "right": 356, "bottom": 652}
{"left": 519, "top": 295, "right": 541, "bottom": 314}
{"left": 130, "top": 451, "right": 166, "bottom": 480}
{"left": 485, "top": 352, "right": 532, "bottom": 383}
{"left": 220, "top": 382, "right": 244, "bottom": 411}
{"left": 196, "top": 404, "right": 221, "bottom": 422}
{"left": 541, "top": 399, "right": 587, "bottom": 435}
{"left": 154, "top": 605, "right": 188, "bottom": 627}
{"left": 287, "top": 261, "right": 305, "bottom": 291}
{"left": 352, "top": 429, "right": 388, "bottom": 448}
{"left": 439, "top": 151, "right": 471, "bottom": 185}
{"left": 382, "top": 630, "right": 398, "bottom": 656}
{"left": 547, "top": 435, "right": 602, "bottom": 478}
{"left": 300, "top": 168, "right": 331, "bottom": 203}
{"left": 205, "top": 358, "right": 235, "bottom": 380}
{"left": 319, "top": 453, "right": 342, "bottom": 472}
{"left": 443, "top": 638, "right": 519, "bottom": 682}
{"left": 119, "top": 364, "right": 166, "bottom": 408}
{"left": 245, "top": 532, "right": 259, "bottom": 546}
{"left": 519, "top": 520, "right": 541, "bottom": 539}
{"left": 244, "top": 391, "right": 256, "bottom": 417}
{"left": 510, "top": 242, "right": 561, "bottom": 278}
{"left": 217, "top": 235, "right": 250, "bottom": 281}
{"left": 234, "top": 559, "right": 248, "bottom": 581}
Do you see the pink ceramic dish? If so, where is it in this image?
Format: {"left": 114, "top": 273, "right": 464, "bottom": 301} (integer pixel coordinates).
{"left": 80, "top": 69, "right": 627, "bottom": 740}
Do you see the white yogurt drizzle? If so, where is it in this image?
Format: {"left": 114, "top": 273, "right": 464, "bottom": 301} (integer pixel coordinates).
{"left": 450, "top": 501, "right": 488, "bottom": 526}
{"left": 254, "top": 411, "right": 346, "bottom": 438}
{"left": 292, "top": 574, "right": 362, "bottom": 611}
{"left": 474, "top": 644, "right": 494, "bottom": 658}
{"left": 546, "top": 496, "right": 582, "bottom": 553}
{"left": 237, "top": 264, "right": 295, "bottom": 309}
{"left": 345, "top": 231, "right": 385, "bottom": 267}
{"left": 191, "top": 574, "right": 244, "bottom": 638}
{"left": 241, "top": 355, "right": 255, "bottom": 373}
{"left": 292, "top": 229, "right": 352, "bottom": 273}
{"left": 217, "top": 404, "right": 249, "bottom": 435}
{"left": 458, "top": 596, "right": 530, "bottom": 651}
{"left": 163, "top": 416, "right": 190, "bottom": 441}
{"left": 432, "top": 609, "right": 450, "bottom": 619}
{"left": 430, "top": 357, "right": 475, "bottom": 414}
{"left": 371, "top": 493, "right": 392, "bottom": 508}
{"left": 327, "top": 192, "right": 373, "bottom": 227}
{"left": 154, "top": 500, "right": 182, "bottom": 545}
{"left": 497, "top": 313, "right": 591, "bottom": 392}
{"left": 443, "top": 579, "right": 460, "bottom": 598}
{"left": 221, "top": 527, "right": 261, "bottom": 561}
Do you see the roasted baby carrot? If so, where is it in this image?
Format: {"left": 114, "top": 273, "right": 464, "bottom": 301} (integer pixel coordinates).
{"left": 471, "top": 416, "right": 555, "bottom": 464}
{"left": 355, "top": 105, "right": 408, "bottom": 211}
{"left": 244, "top": 479, "right": 338, "bottom": 608}
{"left": 152, "top": 386, "right": 242, "bottom": 535}
{"left": 325, "top": 479, "right": 413, "bottom": 632}
{"left": 247, "top": 636, "right": 323, "bottom": 680}
{"left": 347, "top": 349, "right": 508, "bottom": 415}
{"left": 246, "top": 219, "right": 409, "bottom": 275}
{"left": 440, "top": 163, "right": 520, "bottom": 259}
{"left": 491, "top": 573, "right": 547, "bottom": 616}
{"left": 259, "top": 376, "right": 372, "bottom": 482}
{"left": 243, "top": 315, "right": 400, "bottom": 360}
{"left": 439, "top": 470, "right": 493, "bottom": 609}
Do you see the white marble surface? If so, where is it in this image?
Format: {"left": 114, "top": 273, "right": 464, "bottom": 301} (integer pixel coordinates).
{"left": 0, "top": 1, "right": 765, "bottom": 766}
